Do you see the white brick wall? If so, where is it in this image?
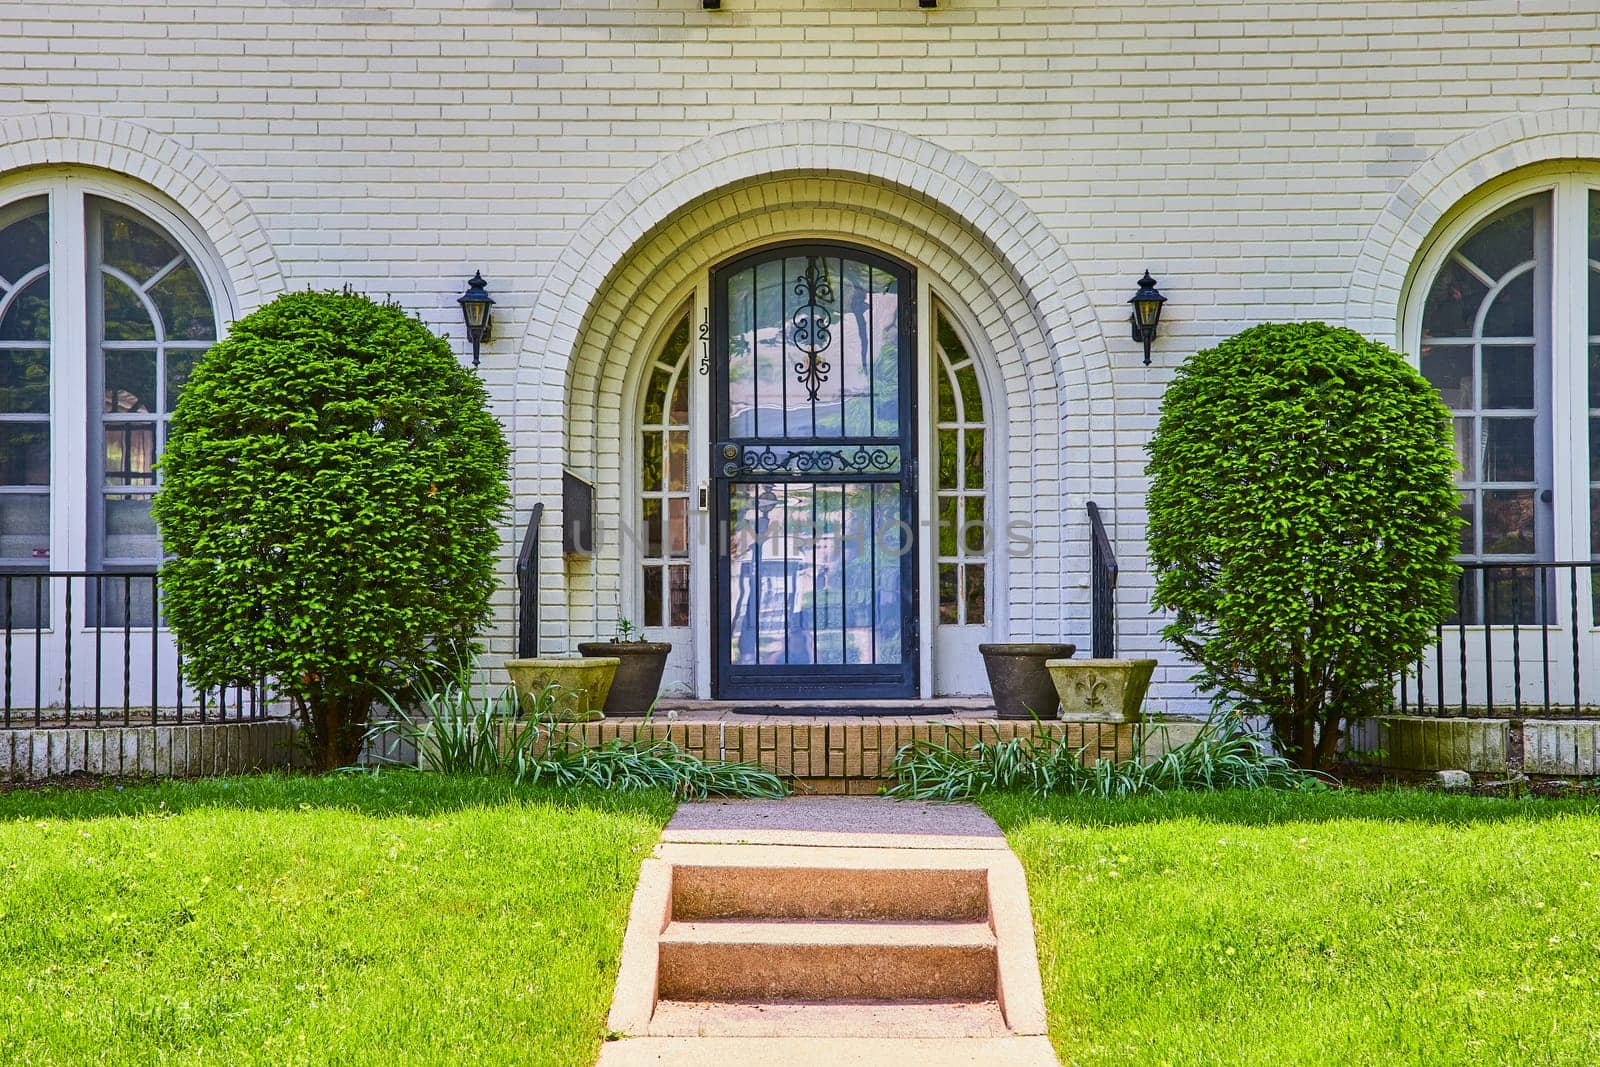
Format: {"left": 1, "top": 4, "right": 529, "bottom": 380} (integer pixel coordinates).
{"left": 4, "top": 0, "right": 1599, "bottom": 710}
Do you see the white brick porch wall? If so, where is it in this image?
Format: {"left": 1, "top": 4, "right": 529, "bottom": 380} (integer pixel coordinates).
{"left": 4, "top": 0, "right": 1600, "bottom": 711}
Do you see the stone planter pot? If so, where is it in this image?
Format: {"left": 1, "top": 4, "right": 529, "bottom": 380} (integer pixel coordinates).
{"left": 979, "top": 643, "right": 1076, "bottom": 720}
{"left": 503, "top": 656, "right": 620, "bottom": 722}
{"left": 1046, "top": 658, "right": 1157, "bottom": 723}
{"left": 576, "top": 641, "right": 672, "bottom": 717}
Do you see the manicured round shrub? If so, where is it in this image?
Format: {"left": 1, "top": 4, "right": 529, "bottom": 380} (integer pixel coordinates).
{"left": 154, "top": 290, "right": 509, "bottom": 771}
{"left": 1145, "top": 322, "right": 1460, "bottom": 768}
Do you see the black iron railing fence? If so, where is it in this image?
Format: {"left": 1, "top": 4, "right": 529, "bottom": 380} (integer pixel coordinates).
{"left": 515, "top": 502, "right": 543, "bottom": 659}
{"left": 1087, "top": 502, "right": 1118, "bottom": 659}
{"left": 1399, "top": 561, "right": 1596, "bottom": 716}
{"left": 1, "top": 571, "right": 267, "bottom": 728}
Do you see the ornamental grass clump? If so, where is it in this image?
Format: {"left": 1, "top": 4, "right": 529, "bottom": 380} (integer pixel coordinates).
{"left": 886, "top": 718, "right": 1321, "bottom": 801}
{"left": 369, "top": 676, "right": 789, "bottom": 800}
{"left": 1145, "top": 322, "right": 1460, "bottom": 769}
{"left": 153, "top": 290, "right": 509, "bottom": 771}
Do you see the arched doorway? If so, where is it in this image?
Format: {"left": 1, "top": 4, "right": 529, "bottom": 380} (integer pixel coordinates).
{"left": 709, "top": 241, "right": 918, "bottom": 699}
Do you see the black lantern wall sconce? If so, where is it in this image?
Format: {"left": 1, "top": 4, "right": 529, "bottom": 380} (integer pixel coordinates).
{"left": 1128, "top": 271, "right": 1167, "bottom": 366}
{"left": 457, "top": 271, "right": 495, "bottom": 368}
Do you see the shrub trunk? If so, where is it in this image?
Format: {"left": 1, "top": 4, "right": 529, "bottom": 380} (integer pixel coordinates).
{"left": 299, "top": 692, "right": 374, "bottom": 772}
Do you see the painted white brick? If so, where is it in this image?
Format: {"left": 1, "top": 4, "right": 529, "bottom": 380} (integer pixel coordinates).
{"left": 3, "top": 0, "right": 1597, "bottom": 705}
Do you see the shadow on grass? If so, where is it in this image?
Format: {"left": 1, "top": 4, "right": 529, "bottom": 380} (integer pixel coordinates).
{"left": 0, "top": 769, "right": 677, "bottom": 824}
{"left": 981, "top": 785, "right": 1600, "bottom": 831}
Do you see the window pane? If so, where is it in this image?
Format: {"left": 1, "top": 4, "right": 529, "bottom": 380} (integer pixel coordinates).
{"left": 667, "top": 430, "right": 687, "bottom": 491}
{"left": 643, "top": 498, "right": 662, "bottom": 557}
{"left": 667, "top": 497, "right": 688, "bottom": 557}
{"left": 1590, "top": 343, "right": 1600, "bottom": 411}
{"left": 938, "top": 562, "right": 958, "bottom": 624}
{"left": 1459, "top": 203, "right": 1536, "bottom": 280}
{"left": 965, "top": 563, "right": 985, "bottom": 625}
{"left": 668, "top": 564, "right": 689, "bottom": 628}
{"left": 104, "top": 350, "right": 157, "bottom": 413}
{"left": 1592, "top": 488, "right": 1600, "bottom": 556}
{"left": 937, "top": 313, "right": 967, "bottom": 362}
{"left": 1481, "top": 419, "right": 1534, "bottom": 482}
{"left": 1590, "top": 191, "right": 1600, "bottom": 336}
{"left": 0, "top": 347, "right": 49, "bottom": 414}
{"left": 165, "top": 347, "right": 203, "bottom": 413}
{"left": 1483, "top": 271, "right": 1535, "bottom": 338}
{"left": 1458, "top": 492, "right": 1476, "bottom": 555}
{"left": 955, "top": 363, "right": 982, "bottom": 422}
{"left": 937, "top": 494, "right": 957, "bottom": 556}
{"left": 1483, "top": 566, "right": 1537, "bottom": 626}
{"left": 100, "top": 204, "right": 181, "bottom": 286}
{"left": 0, "top": 573, "right": 50, "bottom": 629}
{"left": 936, "top": 359, "right": 958, "bottom": 422}
{"left": 642, "top": 565, "right": 662, "bottom": 628}
{"left": 938, "top": 427, "right": 957, "bottom": 490}
{"left": 1481, "top": 345, "right": 1534, "bottom": 409}
{"left": 1481, "top": 489, "right": 1534, "bottom": 555}
{"left": 1421, "top": 344, "right": 1472, "bottom": 408}
{"left": 95, "top": 574, "right": 157, "bottom": 629}
{"left": 102, "top": 274, "right": 155, "bottom": 341}
{"left": 148, "top": 261, "right": 215, "bottom": 342}
{"left": 964, "top": 427, "right": 984, "bottom": 489}
{"left": 669, "top": 367, "right": 689, "bottom": 423}
{"left": 0, "top": 423, "right": 49, "bottom": 486}
{"left": 103, "top": 422, "right": 157, "bottom": 485}
{"left": 1421, "top": 258, "right": 1489, "bottom": 338}
{"left": 1452, "top": 416, "right": 1474, "bottom": 480}
{"left": 964, "top": 495, "right": 986, "bottom": 554}
{"left": 1592, "top": 417, "right": 1600, "bottom": 483}
{"left": 643, "top": 367, "right": 669, "bottom": 424}
{"left": 0, "top": 200, "right": 48, "bottom": 285}
{"left": 0, "top": 275, "right": 49, "bottom": 342}
{"left": 640, "top": 432, "right": 663, "bottom": 493}
{"left": 0, "top": 493, "right": 49, "bottom": 562}
{"left": 103, "top": 493, "right": 160, "bottom": 561}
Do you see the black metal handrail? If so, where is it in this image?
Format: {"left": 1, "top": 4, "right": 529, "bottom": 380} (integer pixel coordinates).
{"left": 1087, "top": 501, "right": 1118, "bottom": 659}
{"left": 1, "top": 571, "right": 266, "bottom": 729}
{"left": 1399, "top": 560, "right": 1597, "bottom": 716}
{"left": 515, "top": 502, "right": 544, "bottom": 659}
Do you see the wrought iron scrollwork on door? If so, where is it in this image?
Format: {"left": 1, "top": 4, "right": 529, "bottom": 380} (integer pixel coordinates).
{"left": 719, "top": 442, "right": 900, "bottom": 478}
{"left": 790, "top": 260, "right": 834, "bottom": 402}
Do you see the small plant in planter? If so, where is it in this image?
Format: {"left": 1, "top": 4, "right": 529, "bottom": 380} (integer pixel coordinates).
{"left": 577, "top": 616, "right": 673, "bottom": 717}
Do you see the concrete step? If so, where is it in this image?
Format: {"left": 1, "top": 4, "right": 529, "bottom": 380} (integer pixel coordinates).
{"left": 670, "top": 862, "right": 989, "bottom": 922}
{"left": 597, "top": 1035, "right": 1061, "bottom": 1066}
{"left": 647, "top": 998, "right": 1011, "bottom": 1038}
{"left": 656, "top": 919, "right": 998, "bottom": 1002}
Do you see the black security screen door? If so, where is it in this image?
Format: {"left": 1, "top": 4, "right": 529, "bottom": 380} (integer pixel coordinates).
{"left": 711, "top": 242, "right": 919, "bottom": 699}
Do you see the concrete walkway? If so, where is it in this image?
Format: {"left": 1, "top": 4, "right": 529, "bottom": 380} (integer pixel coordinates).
{"left": 598, "top": 797, "right": 1059, "bottom": 1066}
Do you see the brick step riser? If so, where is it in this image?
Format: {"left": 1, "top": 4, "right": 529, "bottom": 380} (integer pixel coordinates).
{"left": 671, "top": 865, "right": 990, "bottom": 922}
{"left": 657, "top": 942, "right": 998, "bottom": 1002}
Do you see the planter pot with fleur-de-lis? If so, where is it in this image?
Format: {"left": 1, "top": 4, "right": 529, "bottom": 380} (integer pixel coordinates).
{"left": 503, "top": 656, "right": 619, "bottom": 722}
{"left": 1046, "top": 658, "right": 1158, "bottom": 723}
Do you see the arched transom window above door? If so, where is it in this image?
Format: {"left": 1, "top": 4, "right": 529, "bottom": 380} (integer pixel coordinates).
{"left": 1412, "top": 174, "right": 1600, "bottom": 624}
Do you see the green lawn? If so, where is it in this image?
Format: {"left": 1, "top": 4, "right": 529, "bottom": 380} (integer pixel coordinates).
{"left": 0, "top": 772, "right": 674, "bottom": 1066}
{"left": 985, "top": 789, "right": 1600, "bottom": 1066}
